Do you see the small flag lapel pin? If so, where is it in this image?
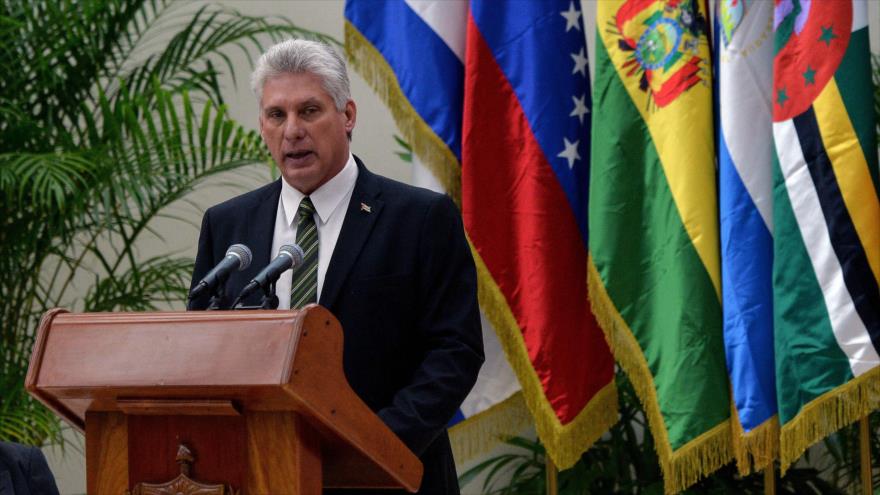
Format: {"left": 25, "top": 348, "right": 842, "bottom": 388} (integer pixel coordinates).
{"left": 360, "top": 202, "right": 372, "bottom": 213}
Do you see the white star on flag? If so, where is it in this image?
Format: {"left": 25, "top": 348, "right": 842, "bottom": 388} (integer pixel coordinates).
{"left": 557, "top": 137, "right": 580, "bottom": 169}
{"left": 560, "top": 1, "right": 581, "bottom": 32}
{"left": 570, "top": 94, "right": 589, "bottom": 124}
{"left": 570, "top": 48, "right": 587, "bottom": 76}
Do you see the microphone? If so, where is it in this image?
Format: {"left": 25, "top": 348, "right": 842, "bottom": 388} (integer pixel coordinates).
{"left": 188, "top": 244, "right": 253, "bottom": 301}
{"left": 232, "top": 244, "right": 305, "bottom": 306}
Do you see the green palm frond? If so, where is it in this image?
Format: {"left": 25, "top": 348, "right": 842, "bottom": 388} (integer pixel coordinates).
{"left": 28, "top": 88, "right": 269, "bottom": 315}
{"left": 0, "top": 371, "right": 63, "bottom": 446}
{"left": 84, "top": 256, "right": 192, "bottom": 312}
{"left": 0, "top": 152, "right": 98, "bottom": 212}
{"left": 0, "top": 0, "right": 156, "bottom": 150}
{"left": 120, "top": 5, "right": 337, "bottom": 106}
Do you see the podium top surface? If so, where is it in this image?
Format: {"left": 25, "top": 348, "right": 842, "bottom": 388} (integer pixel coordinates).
{"left": 26, "top": 308, "right": 335, "bottom": 426}
{"left": 31, "top": 309, "right": 302, "bottom": 390}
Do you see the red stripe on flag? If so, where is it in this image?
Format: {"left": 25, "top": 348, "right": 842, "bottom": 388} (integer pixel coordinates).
{"left": 461, "top": 14, "right": 614, "bottom": 424}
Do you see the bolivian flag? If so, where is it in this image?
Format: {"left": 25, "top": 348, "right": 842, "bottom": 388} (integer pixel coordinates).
{"left": 771, "top": 0, "right": 880, "bottom": 473}
{"left": 589, "top": 0, "right": 731, "bottom": 492}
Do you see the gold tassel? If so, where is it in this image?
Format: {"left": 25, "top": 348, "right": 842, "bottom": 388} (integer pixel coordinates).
{"left": 470, "top": 241, "right": 619, "bottom": 469}
{"left": 779, "top": 365, "right": 880, "bottom": 474}
{"left": 448, "top": 392, "right": 532, "bottom": 463}
{"left": 345, "top": 22, "right": 462, "bottom": 205}
{"left": 588, "top": 256, "right": 733, "bottom": 494}
{"left": 729, "top": 403, "right": 779, "bottom": 475}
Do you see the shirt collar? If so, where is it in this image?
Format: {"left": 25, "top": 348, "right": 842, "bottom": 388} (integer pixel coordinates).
{"left": 280, "top": 153, "right": 358, "bottom": 226}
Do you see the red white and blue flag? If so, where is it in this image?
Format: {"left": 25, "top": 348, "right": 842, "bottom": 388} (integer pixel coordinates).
{"left": 345, "top": 0, "right": 617, "bottom": 468}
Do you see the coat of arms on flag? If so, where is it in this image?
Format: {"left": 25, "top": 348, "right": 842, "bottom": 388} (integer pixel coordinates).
{"left": 610, "top": 0, "right": 710, "bottom": 108}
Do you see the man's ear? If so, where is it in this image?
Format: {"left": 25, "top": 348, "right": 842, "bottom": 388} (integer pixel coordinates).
{"left": 344, "top": 99, "right": 357, "bottom": 134}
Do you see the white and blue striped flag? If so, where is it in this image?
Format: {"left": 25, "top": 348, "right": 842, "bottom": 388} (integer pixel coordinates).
{"left": 716, "top": 0, "right": 778, "bottom": 474}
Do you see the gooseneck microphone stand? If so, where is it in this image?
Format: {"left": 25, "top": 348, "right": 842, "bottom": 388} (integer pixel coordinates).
{"left": 231, "top": 281, "right": 279, "bottom": 310}
{"left": 206, "top": 279, "right": 226, "bottom": 310}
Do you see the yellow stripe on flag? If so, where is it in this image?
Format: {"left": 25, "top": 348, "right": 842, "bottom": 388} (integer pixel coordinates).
{"left": 596, "top": 1, "right": 720, "bottom": 298}
{"left": 813, "top": 79, "right": 880, "bottom": 285}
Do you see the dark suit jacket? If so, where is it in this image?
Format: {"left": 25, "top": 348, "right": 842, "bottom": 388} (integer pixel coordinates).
{"left": 0, "top": 442, "right": 60, "bottom": 495}
{"left": 190, "top": 158, "right": 484, "bottom": 494}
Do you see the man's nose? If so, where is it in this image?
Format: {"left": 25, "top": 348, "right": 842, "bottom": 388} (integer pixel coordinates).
{"left": 283, "top": 116, "right": 306, "bottom": 140}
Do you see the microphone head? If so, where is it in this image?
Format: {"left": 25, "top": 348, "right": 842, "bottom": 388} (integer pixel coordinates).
{"left": 279, "top": 244, "right": 305, "bottom": 267}
{"left": 226, "top": 243, "right": 253, "bottom": 271}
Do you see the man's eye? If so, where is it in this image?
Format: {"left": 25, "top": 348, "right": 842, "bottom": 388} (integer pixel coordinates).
{"left": 302, "top": 107, "right": 318, "bottom": 116}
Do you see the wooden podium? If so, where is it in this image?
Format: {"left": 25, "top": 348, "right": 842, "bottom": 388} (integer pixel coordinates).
{"left": 26, "top": 306, "right": 422, "bottom": 494}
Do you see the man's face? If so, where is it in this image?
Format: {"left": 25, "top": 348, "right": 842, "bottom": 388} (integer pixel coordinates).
{"left": 259, "top": 72, "right": 356, "bottom": 195}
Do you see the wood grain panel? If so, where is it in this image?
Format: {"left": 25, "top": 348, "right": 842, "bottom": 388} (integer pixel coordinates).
{"left": 291, "top": 308, "right": 422, "bottom": 491}
{"left": 247, "top": 412, "right": 322, "bottom": 495}
{"left": 86, "top": 411, "right": 128, "bottom": 494}
{"left": 127, "top": 415, "right": 246, "bottom": 491}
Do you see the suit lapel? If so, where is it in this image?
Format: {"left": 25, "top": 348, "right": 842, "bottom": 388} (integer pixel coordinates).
{"left": 245, "top": 179, "right": 282, "bottom": 279}
{"left": 320, "top": 160, "right": 383, "bottom": 309}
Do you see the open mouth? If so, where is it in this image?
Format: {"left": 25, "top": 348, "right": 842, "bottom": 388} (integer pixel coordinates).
{"left": 285, "top": 150, "right": 313, "bottom": 161}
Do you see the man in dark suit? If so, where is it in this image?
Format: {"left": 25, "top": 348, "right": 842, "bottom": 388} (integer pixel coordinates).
{"left": 189, "top": 39, "right": 484, "bottom": 494}
{"left": 0, "top": 442, "right": 60, "bottom": 495}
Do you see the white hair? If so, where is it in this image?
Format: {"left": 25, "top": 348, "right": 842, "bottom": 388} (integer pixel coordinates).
{"left": 250, "top": 39, "right": 351, "bottom": 110}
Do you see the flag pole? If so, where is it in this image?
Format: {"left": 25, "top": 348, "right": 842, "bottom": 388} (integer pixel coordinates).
{"left": 764, "top": 466, "right": 775, "bottom": 495}
{"left": 860, "top": 415, "right": 872, "bottom": 495}
{"left": 546, "top": 457, "right": 558, "bottom": 495}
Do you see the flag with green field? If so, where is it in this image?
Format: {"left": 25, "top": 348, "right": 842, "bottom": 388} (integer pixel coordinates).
{"left": 589, "top": 0, "right": 731, "bottom": 492}
{"left": 771, "top": 0, "right": 880, "bottom": 473}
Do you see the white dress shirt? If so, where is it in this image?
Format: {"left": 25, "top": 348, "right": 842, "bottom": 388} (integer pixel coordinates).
{"left": 271, "top": 154, "right": 358, "bottom": 309}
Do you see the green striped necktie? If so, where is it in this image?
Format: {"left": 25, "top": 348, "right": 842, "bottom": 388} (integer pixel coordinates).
{"left": 290, "top": 197, "right": 318, "bottom": 308}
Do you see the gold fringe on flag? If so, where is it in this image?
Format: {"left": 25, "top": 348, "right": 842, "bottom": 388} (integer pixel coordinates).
{"left": 345, "top": 22, "right": 461, "bottom": 205}
{"left": 779, "top": 365, "right": 880, "bottom": 474}
{"left": 448, "top": 392, "right": 532, "bottom": 463}
{"left": 472, "top": 244, "right": 619, "bottom": 470}
{"left": 588, "top": 256, "right": 732, "bottom": 494}
{"left": 729, "top": 402, "right": 779, "bottom": 475}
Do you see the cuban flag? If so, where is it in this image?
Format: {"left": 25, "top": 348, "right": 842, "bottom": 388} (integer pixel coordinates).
{"left": 345, "top": 0, "right": 617, "bottom": 469}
